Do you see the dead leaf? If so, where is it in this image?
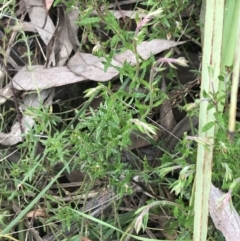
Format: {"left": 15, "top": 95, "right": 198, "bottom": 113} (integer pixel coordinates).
{"left": 114, "top": 49, "right": 137, "bottom": 65}
{"left": 13, "top": 39, "right": 186, "bottom": 90}
{"left": 0, "top": 122, "right": 24, "bottom": 146}
{"left": 68, "top": 52, "right": 120, "bottom": 81}
{"left": 24, "top": 0, "right": 55, "bottom": 45}
{"left": 165, "top": 115, "right": 199, "bottom": 152}
{"left": 0, "top": 89, "right": 54, "bottom": 146}
{"left": 12, "top": 21, "right": 37, "bottom": 33}
{"left": 128, "top": 130, "right": 159, "bottom": 150}
{"left": 13, "top": 65, "right": 85, "bottom": 90}
{"left": 65, "top": 170, "right": 86, "bottom": 183}
{"left": 138, "top": 40, "right": 185, "bottom": 59}
{"left": 0, "top": 84, "right": 16, "bottom": 105}
{"left": 46, "top": 6, "right": 75, "bottom": 67}
{"left": 16, "top": 0, "right": 27, "bottom": 16}
{"left": 114, "top": 39, "right": 186, "bottom": 65}
{"left": 45, "top": 0, "right": 54, "bottom": 11}
{"left": 210, "top": 184, "right": 240, "bottom": 241}
{"left": 66, "top": 9, "right": 80, "bottom": 51}
{"left": 26, "top": 209, "right": 47, "bottom": 218}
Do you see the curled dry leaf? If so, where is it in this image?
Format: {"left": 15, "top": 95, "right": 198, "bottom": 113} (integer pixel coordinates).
{"left": 0, "top": 89, "right": 54, "bottom": 146}
{"left": 0, "top": 84, "right": 15, "bottom": 105}
{"left": 46, "top": 6, "right": 78, "bottom": 67}
{"left": 24, "top": 0, "right": 55, "bottom": 45}
{"left": 0, "top": 115, "right": 34, "bottom": 146}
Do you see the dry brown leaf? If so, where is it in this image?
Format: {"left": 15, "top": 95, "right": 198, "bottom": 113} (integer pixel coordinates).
{"left": 210, "top": 184, "right": 240, "bottom": 241}
{"left": 24, "top": 0, "right": 55, "bottom": 45}
{"left": 128, "top": 130, "right": 159, "bottom": 150}
{"left": 57, "top": 9, "right": 79, "bottom": 65}
{"left": 46, "top": 6, "right": 76, "bottom": 67}
{"left": 16, "top": 0, "right": 27, "bottom": 16}
{"left": 68, "top": 52, "right": 120, "bottom": 81}
{"left": 26, "top": 209, "right": 47, "bottom": 218}
{"left": 0, "top": 115, "right": 35, "bottom": 146}
{"left": 66, "top": 9, "right": 80, "bottom": 51}
{"left": 138, "top": 40, "right": 186, "bottom": 59}
{"left": 0, "top": 84, "right": 15, "bottom": 105}
{"left": 114, "top": 39, "right": 186, "bottom": 65}
{"left": 0, "top": 121, "right": 25, "bottom": 146}
{"left": 45, "top": 0, "right": 54, "bottom": 11}
{"left": 113, "top": 49, "right": 137, "bottom": 66}
{"left": 13, "top": 66, "right": 85, "bottom": 90}
{"left": 0, "top": 89, "right": 54, "bottom": 146}
{"left": 13, "top": 39, "right": 185, "bottom": 90}
{"left": 0, "top": 89, "right": 54, "bottom": 145}
{"left": 12, "top": 21, "right": 37, "bottom": 33}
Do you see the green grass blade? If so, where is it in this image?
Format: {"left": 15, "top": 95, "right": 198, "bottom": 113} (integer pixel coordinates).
{"left": 194, "top": 1, "right": 225, "bottom": 240}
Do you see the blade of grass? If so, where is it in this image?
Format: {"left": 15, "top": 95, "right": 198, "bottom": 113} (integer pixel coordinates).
{"left": 228, "top": 3, "right": 240, "bottom": 138}
{"left": 221, "top": 0, "right": 240, "bottom": 70}
{"left": 194, "top": 1, "right": 224, "bottom": 240}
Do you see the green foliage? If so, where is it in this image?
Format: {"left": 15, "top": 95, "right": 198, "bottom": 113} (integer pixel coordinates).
{"left": 3, "top": 0, "right": 237, "bottom": 240}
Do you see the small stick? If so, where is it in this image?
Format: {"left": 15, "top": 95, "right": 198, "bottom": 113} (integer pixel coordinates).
{"left": 10, "top": 79, "right": 24, "bottom": 134}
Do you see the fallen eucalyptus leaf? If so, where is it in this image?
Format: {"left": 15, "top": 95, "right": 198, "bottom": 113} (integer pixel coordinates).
{"left": 13, "top": 66, "right": 85, "bottom": 90}
{"left": 114, "top": 39, "right": 186, "bottom": 65}
{"left": 68, "top": 52, "right": 120, "bottom": 81}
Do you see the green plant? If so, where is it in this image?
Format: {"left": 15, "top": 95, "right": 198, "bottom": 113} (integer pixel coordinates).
{"left": 4, "top": 0, "right": 237, "bottom": 241}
